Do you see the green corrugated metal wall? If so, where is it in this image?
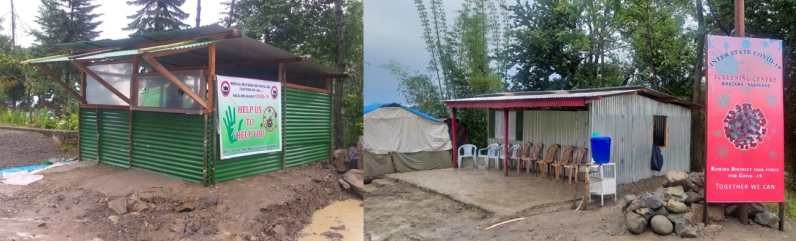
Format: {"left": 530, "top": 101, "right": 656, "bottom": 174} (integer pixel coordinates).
{"left": 79, "top": 109, "right": 98, "bottom": 160}
{"left": 78, "top": 88, "right": 331, "bottom": 184}
{"left": 284, "top": 88, "right": 331, "bottom": 167}
{"left": 78, "top": 108, "right": 207, "bottom": 183}
{"left": 132, "top": 111, "right": 206, "bottom": 183}
{"left": 98, "top": 110, "right": 130, "bottom": 168}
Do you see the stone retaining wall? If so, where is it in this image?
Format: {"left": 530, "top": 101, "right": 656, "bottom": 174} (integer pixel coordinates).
{"left": 0, "top": 125, "right": 78, "bottom": 146}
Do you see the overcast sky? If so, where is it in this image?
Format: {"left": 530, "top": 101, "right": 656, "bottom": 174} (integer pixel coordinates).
{"left": 0, "top": 0, "right": 224, "bottom": 47}
{"left": 364, "top": 0, "right": 461, "bottom": 105}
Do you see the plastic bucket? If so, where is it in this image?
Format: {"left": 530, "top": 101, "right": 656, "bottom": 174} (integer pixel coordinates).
{"left": 590, "top": 136, "right": 611, "bottom": 164}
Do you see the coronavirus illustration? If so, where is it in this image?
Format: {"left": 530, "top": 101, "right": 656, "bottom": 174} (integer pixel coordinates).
{"left": 723, "top": 103, "right": 766, "bottom": 150}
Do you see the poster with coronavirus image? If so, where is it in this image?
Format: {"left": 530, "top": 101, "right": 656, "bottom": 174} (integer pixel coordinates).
{"left": 705, "top": 35, "right": 784, "bottom": 203}
{"left": 217, "top": 75, "right": 282, "bottom": 159}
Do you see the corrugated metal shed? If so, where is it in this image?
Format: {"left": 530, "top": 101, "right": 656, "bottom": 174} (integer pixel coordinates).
{"left": 477, "top": 87, "right": 692, "bottom": 184}
{"left": 590, "top": 94, "right": 691, "bottom": 184}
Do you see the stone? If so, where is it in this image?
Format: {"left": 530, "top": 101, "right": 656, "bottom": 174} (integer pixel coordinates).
{"left": 199, "top": 194, "right": 220, "bottom": 209}
{"left": 688, "top": 172, "right": 705, "bottom": 187}
{"left": 625, "top": 212, "right": 647, "bottom": 234}
{"left": 684, "top": 191, "right": 702, "bottom": 204}
{"left": 622, "top": 194, "right": 638, "bottom": 211}
{"left": 136, "top": 188, "right": 170, "bottom": 203}
{"left": 650, "top": 215, "right": 674, "bottom": 235}
{"left": 665, "top": 171, "right": 689, "bottom": 185}
{"left": 665, "top": 200, "right": 689, "bottom": 214}
{"left": 706, "top": 205, "right": 725, "bottom": 222}
{"left": 129, "top": 201, "right": 149, "bottom": 212}
{"left": 107, "top": 198, "right": 128, "bottom": 215}
{"left": 108, "top": 215, "right": 120, "bottom": 224}
{"left": 272, "top": 224, "right": 287, "bottom": 236}
{"left": 680, "top": 226, "right": 699, "bottom": 238}
{"left": 655, "top": 207, "right": 669, "bottom": 216}
{"left": 664, "top": 186, "right": 687, "bottom": 202}
{"left": 176, "top": 200, "right": 197, "bottom": 212}
{"left": 725, "top": 204, "right": 740, "bottom": 216}
{"left": 338, "top": 178, "right": 351, "bottom": 190}
{"left": 625, "top": 198, "right": 646, "bottom": 212}
{"left": 634, "top": 208, "right": 655, "bottom": 221}
{"left": 342, "top": 169, "right": 364, "bottom": 190}
{"left": 753, "top": 212, "right": 779, "bottom": 228}
{"left": 623, "top": 194, "right": 638, "bottom": 203}
{"left": 170, "top": 219, "right": 186, "bottom": 234}
{"left": 642, "top": 194, "right": 664, "bottom": 210}
{"left": 704, "top": 224, "right": 722, "bottom": 233}
{"left": 668, "top": 213, "right": 691, "bottom": 234}
{"left": 690, "top": 204, "right": 704, "bottom": 223}
{"left": 748, "top": 203, "right": 767, "bottom": 217}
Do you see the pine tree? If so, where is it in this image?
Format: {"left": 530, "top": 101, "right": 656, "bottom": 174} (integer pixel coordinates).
{"left": 32, "top": 0, "right": 102, "bottom": 45}
{"left": 125, "top": 0, "right": 190, "bottom": 34}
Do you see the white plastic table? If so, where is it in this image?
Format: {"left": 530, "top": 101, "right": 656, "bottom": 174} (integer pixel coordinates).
{"left": 588, "top": 162, "right": 617, "bottom": 206}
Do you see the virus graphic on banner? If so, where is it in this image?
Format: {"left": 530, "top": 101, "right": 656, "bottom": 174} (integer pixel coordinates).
{"left": 261, "top": 106, "right": 279, "bottom": 131}
{"left": 723, "top": 103, "right": 766, "bottom": 150}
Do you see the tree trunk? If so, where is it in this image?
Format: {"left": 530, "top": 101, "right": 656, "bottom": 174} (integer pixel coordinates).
{"left": 333, "top": 0, "right": 345, "bottom": 149}
{"left": 690, "top": 0, "right": 706, "bottom": 172}
{"left": 226, "top": 0, "right": 236, "bottom": 28}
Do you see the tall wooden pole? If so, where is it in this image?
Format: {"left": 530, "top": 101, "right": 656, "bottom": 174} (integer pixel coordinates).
{"left": 734, "top": 0, "right": 744, "bottom": 36}
{"left": 503, "top": 110, "right": 509, "bottom": 176}
{"left": 450, "top": 109, "right": 458, "bottom": 168}
{"left": 10, "top": 0, "right": 16, "bottom": 47}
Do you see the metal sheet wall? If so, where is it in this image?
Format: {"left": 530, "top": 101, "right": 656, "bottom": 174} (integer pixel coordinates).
{"left": 521, "top": 110, "right": 590, "bottom": 147}
{"left": 590, "top": 94, "right": 691, "bottom": 184}
{"left": 98, "top": 110, "right": 131, "bottom": 168}
{"left": 132, "top": 111, "right": 206, "bottom": 183}
{"left": 284, "top": 88, "right": 331, "bottom": 167}
{"left": 213, "top": 152, "right": 282, "bottom": 182}
{"left": 488, "top": 110, "right": 590, "bottom": 148}
{"left": 79, "top": 109, "right": 99, "bottom": 160}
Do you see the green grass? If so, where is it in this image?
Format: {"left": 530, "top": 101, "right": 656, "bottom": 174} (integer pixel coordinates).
{"left": 0, "top": 108, "right": 78, "bottom": 130}
{"left": 787, "top": 186, "right": 796, "bottom": 219}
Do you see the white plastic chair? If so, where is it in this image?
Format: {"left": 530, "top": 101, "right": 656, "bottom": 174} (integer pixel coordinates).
{"left": 477, "top": 144, "right": 500, "bottom": 169}
{"left": 507, "top": 144, "right": 521, "bottom": 170}
{"left": 457, "top": 144, "right": 478, "bottom": 168}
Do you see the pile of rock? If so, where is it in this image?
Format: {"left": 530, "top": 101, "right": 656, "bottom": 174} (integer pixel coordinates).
{"left": 622, "top": 171, "right": 780, "bottom": 238}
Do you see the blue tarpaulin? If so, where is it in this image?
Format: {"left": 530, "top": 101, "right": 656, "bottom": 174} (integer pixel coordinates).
{"left": 364, "top": 103, "right": 443, "bottom": 122}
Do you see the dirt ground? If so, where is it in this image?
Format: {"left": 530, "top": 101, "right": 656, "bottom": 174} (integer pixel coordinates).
{"left": 0, "top": 129, "right": 70, "bottom": 168}
{"left": 364, "top": 178, "right": 794, "bottom": 241}
{"left": 0, "top": 162, "right": 358, "bottom": 241}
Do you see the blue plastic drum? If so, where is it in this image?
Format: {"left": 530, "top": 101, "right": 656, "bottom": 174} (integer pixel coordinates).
{"left": 590, "top": 136, "right": 611, "bottom": 164}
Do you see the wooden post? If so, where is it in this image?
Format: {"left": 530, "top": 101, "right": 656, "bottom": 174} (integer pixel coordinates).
{"left": 734, "top": 0, "right": 744, "bottom": 36}
{"left": 142, "top": 54, "right": 209, "bottom": 110}
{"left": 279, "top": 63, "right": 286, "bottom": 170}
{"left": 450, "top": 109, "right": 458, "bottom": 168}
{"left": 72, "top": 61, "right": 130, "bottom": 104}
{"left": 207, "top": 44, "right": 216, "bottom": 112}
{"left": 128, "top": 57, "right": 139, "bottom": 168}
{"left": 503, "top": 110, "right": 509, "bottom": 176}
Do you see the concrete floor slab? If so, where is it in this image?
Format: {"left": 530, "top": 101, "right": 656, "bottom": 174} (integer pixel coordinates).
{"left": 387, "top": 168, "right": 577, "bottom": 216}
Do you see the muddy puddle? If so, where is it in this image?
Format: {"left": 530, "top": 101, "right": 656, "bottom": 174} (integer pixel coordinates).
{"left": 298, "top": 199, "right": 363, "bottom": 241}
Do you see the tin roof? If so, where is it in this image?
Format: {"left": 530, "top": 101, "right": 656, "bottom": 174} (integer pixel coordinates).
{"left": 23, "top": 24, "right": 342, "bottom": 79}
{"left": 445, "top": 86, "right": 694, "bottom": 109}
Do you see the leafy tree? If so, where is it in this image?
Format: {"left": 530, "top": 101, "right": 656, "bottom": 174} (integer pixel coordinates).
{"left": 227, "top": 0, "right": 363, "bottom": 147}
{"left": 125, "top": 0, "right": 190, "bottom": 34}
{"left": 505, "top": 0, "right": 589, "bottom": 91}
{"left": 617, "top": 0, "right": 694, "bottom": 96}
{"left": 386, "top": 61, "right": 446, "bottom": 118}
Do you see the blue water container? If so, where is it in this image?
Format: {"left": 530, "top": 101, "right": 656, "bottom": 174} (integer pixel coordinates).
{"left": 590, "top": 136, "right": 611, "bottom": 164}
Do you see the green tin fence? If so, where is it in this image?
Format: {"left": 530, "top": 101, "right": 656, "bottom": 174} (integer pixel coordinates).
{"left": 284, "top": 88, "right": 331, "bottom": 167}
{"left": 78, "top": 87, "right": 332, "bottom": 185}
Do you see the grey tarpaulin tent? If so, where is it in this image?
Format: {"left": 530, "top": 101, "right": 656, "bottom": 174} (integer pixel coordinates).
{"left": 363, "top": 103, "right": 452, "bottom": 177}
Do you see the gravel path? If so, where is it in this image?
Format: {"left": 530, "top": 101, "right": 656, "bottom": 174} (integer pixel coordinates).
{"left": 0, "top": 129, "right": 65, "bottom": 168}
